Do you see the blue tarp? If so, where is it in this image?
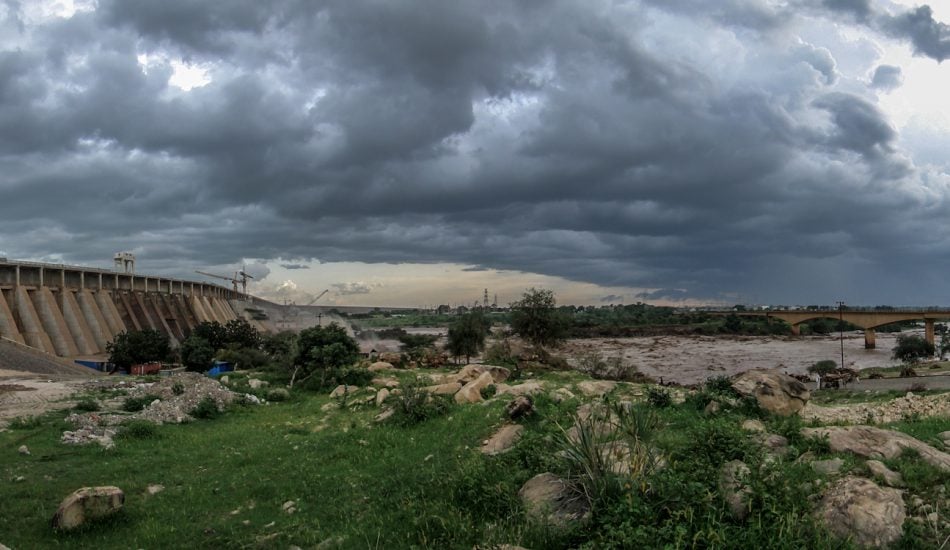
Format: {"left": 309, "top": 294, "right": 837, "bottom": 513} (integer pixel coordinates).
{"left": 206, "top": 361, "right": 234, "bottom": 377}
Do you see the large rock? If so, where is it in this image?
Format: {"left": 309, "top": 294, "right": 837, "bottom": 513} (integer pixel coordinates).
{"left": 51, "top": 486, "right": 125, "bottom": 530}
{"left": 424, "top": 382, "right": 463, "bottom": 395}
{"left": 375, "top": 388, "right": 390, "bottom": 407}
{"left": 801, "top": 425, "right": 950, "bottom": 472}
{"left": 449, "top": 364, "right": 511, "bottom": 385}
{"left": 576, "top": 380, "right": 617, "bottom": 398}
{"left": 368, "top": 361, "right": 394, "bottom": 372}
{"left": 329, "top": 385, "right": 359, "bottom": 399}
{"left": 454, "top": 371, "right": 495, "bottom": 404}
{"left": 496, "top": 381, "right": 544, "bottom": 397}
{"left": 865, "top": 460, "right": 904, "bottom": 487}
{"left": 518, "top": 473, "right": 589, "bottom": 525}
{"left": 817, "top": 477, "right": 905, "bottom": 548}
{"left": 505, "top": 395, "right": 535, "bottom": 420}
{"left": 481, "top": 424, "right": 524, "bottom": 455}
{"left": 719, "top": 460, "right": 752, "bottom": 520}
{"left": 731, "top": 369, "right": 810, "bottom": 416}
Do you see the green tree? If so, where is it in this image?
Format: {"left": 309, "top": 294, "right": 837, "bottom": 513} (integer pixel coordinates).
{"left": 939, "top": 330, "right": 950, "bottom": 360}
{"left": 292, "top": 323, "right": 360, "bottom": 388}
{"left": 446, "top": 312, "right": 489, "bottom": 364}
{"left": 807, "top": 360, "right": 838, "bottom": 376}
{"left": 892, "top": 334, "right": 934, "bottom": 364}
{"left": 192, "top": 321, "right": 227, "bottom": 351}
{"left": 224, "top": 318, "right": 262, "bottom": 349}
{"left": 179, "top": 334, "right": 215, "bottom": 372}
{"left": 510, "top": 288, "right": 567, "bottom": 348}
{"left": 107, "top": 329, "right": 172, "bottom": 370}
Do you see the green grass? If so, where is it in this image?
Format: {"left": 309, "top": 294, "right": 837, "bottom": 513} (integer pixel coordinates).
{"left": 2, "top": 380, "right": 947, "bottom": 549}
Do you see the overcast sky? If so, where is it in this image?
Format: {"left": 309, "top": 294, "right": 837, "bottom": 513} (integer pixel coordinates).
{"left": 3, "top": 0, "right": 950, "bottom": 307}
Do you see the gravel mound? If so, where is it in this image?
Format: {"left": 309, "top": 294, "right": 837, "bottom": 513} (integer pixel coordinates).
{"left": 801, "top": 392, "right": 950, "bottom": 424}
{"left": 63, "top": 372, "right": 255, "bottom": 447}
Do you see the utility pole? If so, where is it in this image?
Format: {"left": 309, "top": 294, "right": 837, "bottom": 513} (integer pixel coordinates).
{"left": 836, "top": 301, "right": 845, "bottom": 369}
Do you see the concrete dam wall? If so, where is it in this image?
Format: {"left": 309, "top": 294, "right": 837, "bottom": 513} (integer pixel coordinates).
{"left": 0, "top": 260, "right": 262, "bottom": 359}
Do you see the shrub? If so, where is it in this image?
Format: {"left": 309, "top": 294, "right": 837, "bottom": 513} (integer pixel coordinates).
{"left": 480, "top": 384, "right": 497, "bottom": 399}
{"left": 291, "top": 323, "right": 360, "bottom": 388}
{"left": 646, "top": 386, "right": 672, "bottom": 408}
{"left": 807, "top": 360, "right": 838, "bottom": 376}
{"left": 74, "top": 398, "right": 100, "bottom": 412}
{"left": 8, "top": 416, "right": 42, "bottom": 430}
{"left": 122, "top": 394, "right": 160, "bottom": 412}
{"left": 106, "top": 329, "right": 171, "bottom": 370}
{"left": 190, "top": 396, "right": 221, "bottom": 419}
{"left": 900, "top": 366, "right": 918, "bottom": 378}
{"left": 179, "top": 334, "right": 214, "bottom": 372}
{"left": 267, "top": 388, "right": 290, "bottom": 401}
{"left": 704, "top": 375, "right": 737, "bottom": 396}
{"left": 171, "top": 382, "right": 185, "bottom": 396}
{"left": 390, "top": 383, "right": 453, "bottom": 426}
{"left": 893, "top": 334, "right": 934, "bottom": 364}
{"left": 117, "top": 420, "right": 160, "bottom": 440}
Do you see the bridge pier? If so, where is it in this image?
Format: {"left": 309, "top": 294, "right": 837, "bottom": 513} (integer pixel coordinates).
{"left": 926, "top": 319, "right": 935, "bottom": 347}
{"left": 864, "top": 328, "right": 876, "bottom": 349}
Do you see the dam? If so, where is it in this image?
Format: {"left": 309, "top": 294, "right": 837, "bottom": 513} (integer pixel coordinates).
{"left": 0, "top": 258, "right": 266, "bottom": 358}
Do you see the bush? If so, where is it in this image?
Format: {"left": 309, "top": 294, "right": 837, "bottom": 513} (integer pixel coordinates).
{"left": 107, "top": 329, "right": 172, "bottom": 370}
{"left": 292, "top": 323, "right": 361, "bottom": 388}
{"left": 480, "top": 384, "right": 497, "bottom": 399}
{"left": 122, "top": 394, "right": 160, "bottom": 412}
{"left": 646, "top": 386, "right": 672, "bottom": 408}
{"left": 180, "top": 334, "right": 214, "bottom": 372}
{"left": 117, "top": 420, "right": 160, "bottom": 440}
{"left": 74, "top": 398, "right": 100, "bottom": 412}
{"left": 390, "top": 383, "right": 454, "bottom": 426}
{"left": 8, "top": 416, "right": 42, "bottom": 430}
{"left": 807, "top": 360, "right": 838, "bottom": 376}
{"left": 190, "top": 396, "right": 221, "bottom": 419}
{"left": 893, "top": 334, "right": 934, "bottom": 364}
{"left": 267, "top": 388, "right": 290, "bottom": 401}
{"left": 171, "top": 382, "right": 185, "bottom": 396}
{"left": 704, "top": 375, "right": 737, "bottom": 396}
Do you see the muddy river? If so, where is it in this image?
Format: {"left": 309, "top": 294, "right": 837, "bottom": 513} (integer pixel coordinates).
{"left": 561, "top": 330, "right": 917, "bottom": 385}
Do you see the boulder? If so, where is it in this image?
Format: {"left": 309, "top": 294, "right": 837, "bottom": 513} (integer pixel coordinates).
{"left": 801, "top": 426, "right": 950, "bottom": 472}
{"left": 481, "top": 424, "right": 524, "bottom": 455}
{"left": 817, "top": 477, "right": 905, "bottom": 548}
{"left": 731, "top": 370, "right": 809, "bottom": 416}
{"left": 51, "top": 486, "right": 125, "bottom": 530}
{"left": 811, "top": 458, "right": 844, "bottom": 476}
{"left": 329, "top": 385, "right": 358, "bottom": 399}
{"left": 719, "top": 460, "right": 752, "bottom": 520}
{"left": 755, "top": 433, "right": 789, "bottom": 455}
{"left": 368, "top": 361, "right": 394, "bottom": 372}
{"left": 505, "top": 395, "right": 535, "bottom": 420}
{"left": 371, "top": 377, "right": 400, "bottom": 388}
{"left": 450, "top": 364, "right": 511, "bottom": 385}
{"left": 741, "top": 419, "right": 766, "bottom": 433}
{"left": 704, "top": 400, "right": 721, "bottom": 415}
{"left": 375, "top": 388, "right": 390, "bottom": 407}
{"left": 248, "top": 379, "right": 266, "bottom": 389}
{"left": 518, "top": 473, "right": 589, "bottom": 525}
{"left": 378, "top": 352, "right": 402, "bottom": 364}
{"left": 424, "top": 382, "right": 463, "bottom": 395}
{"left": 551, "top": 388, "right": 576, "bottom": 403}
{"left": 576, "top": 380, "right": 617, "bottom": 398}
{"left": 374, "top": 408, "right": 394, "bottom": 422}
{"left": 454, "top": 371, "right": 495, "bottom": 404}
{"left": 497, "top": 381, "right": 544, "bottom": 397}
{"left": 18, "top": 445, "right": 29, "bottom": 456}
{"left": 865, "top": 460, "right": 904, "bottom": 487}
{"left": 145, "top": 484, "right": 164, "bottom": 495}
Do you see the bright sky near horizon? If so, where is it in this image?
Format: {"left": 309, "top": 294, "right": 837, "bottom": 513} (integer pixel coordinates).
{"left": 4, "top": 0, "right": 950, "bottom": 307}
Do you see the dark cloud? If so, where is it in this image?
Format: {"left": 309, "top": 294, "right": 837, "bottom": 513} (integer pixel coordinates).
{"left": 280, "top": 263, "right": 309, "bottom": 270}
{"left": 2, "top": 0, "right": 949, "bottom": 305}
{"left": 332, "top": 282, "right": 377, "bottom": 296}
{"left": 869, "top": 64, "right": 903, "bottom": 90}
{"left": 599, "top": 294, "right": 625, "bottom": 303}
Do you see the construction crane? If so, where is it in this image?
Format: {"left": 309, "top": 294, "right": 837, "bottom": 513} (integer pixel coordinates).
{"left": 195, "top": 267, "right": 254, "bottom": 295}
{"left": 306, "top": 289, "right": 329, "bottom": 306}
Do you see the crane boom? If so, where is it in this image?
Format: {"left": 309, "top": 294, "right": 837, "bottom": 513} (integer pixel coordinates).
{"left": 195, "top": 270, "right": 235, "bottom": 282}
{"left": 307, "top": 289, "right": 329, "bottom": 306}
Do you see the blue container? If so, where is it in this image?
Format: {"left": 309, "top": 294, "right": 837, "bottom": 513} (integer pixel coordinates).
{"left": 206, "top": 361, "right": 234, "bottom": 377}
{"left": 74, "top": 360, "right": 109, "bottom": 372}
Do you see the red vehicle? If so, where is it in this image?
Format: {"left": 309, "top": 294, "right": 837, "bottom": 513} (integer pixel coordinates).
{"left": 130, "top": 362, "right": 162, "bottom": 375}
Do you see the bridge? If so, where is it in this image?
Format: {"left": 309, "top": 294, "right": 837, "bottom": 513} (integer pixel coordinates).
{"left": 0, "top": 259, "right": 269, "bottom": 359}
{"left": 721, "top": 308, "right": 950, "bottom": 349}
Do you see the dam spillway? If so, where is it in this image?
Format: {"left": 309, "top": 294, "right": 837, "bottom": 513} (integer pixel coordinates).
{"left": 0, "top": 259, "right": 264, "bottom": 358}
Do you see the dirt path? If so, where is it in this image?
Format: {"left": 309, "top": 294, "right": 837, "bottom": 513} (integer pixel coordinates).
{"left": 0, "top": 369, "right": 85, "bottom": 427}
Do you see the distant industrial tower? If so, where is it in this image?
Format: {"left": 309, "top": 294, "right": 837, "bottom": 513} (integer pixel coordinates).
{"left": 483, "top": 288, "right": 490, "bottom": 308}
{"left": 114, "top": 252, "right": 135, "bottom": 273}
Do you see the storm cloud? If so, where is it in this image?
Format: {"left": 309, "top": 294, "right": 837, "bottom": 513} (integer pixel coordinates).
{"left": 2, "top": 0, "right": 950, "bottom": 305}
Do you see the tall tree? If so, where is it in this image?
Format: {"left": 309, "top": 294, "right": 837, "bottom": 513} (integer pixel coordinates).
{"left": 446, "top": 311, "right": 490, "bottom": 364}
{"left": 510, "top": 288, "right": 568, "bottom": 348}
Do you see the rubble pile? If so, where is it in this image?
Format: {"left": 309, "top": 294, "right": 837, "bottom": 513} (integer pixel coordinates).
{"left": 802, "top": 392, "right": 950, "bottom": 424}
{"left": 62, "top": 373, "right": 252, "bottom": 447}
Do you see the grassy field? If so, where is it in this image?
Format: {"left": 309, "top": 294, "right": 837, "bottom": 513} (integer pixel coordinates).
{"left": 1, "top": 371, "right": 948, "bottom": 549}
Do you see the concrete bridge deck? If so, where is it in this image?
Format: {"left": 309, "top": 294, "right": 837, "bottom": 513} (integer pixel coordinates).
{"left": 718, "top": 308, "right": 950, "bottom": 349}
